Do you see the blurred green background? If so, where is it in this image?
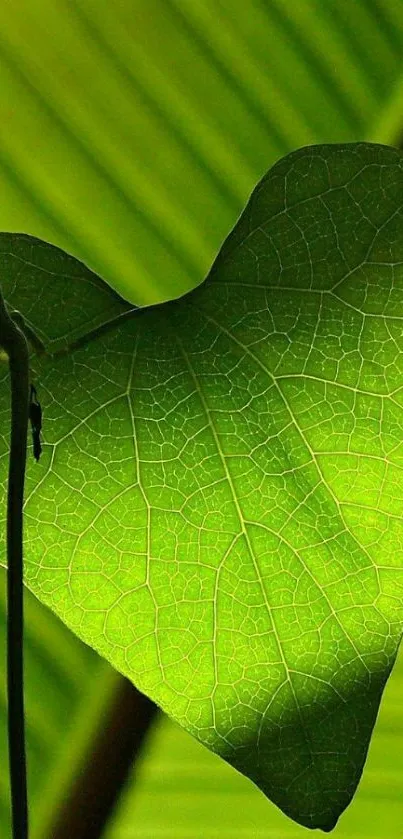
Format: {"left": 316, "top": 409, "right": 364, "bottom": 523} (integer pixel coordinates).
{"left": 1, "top": 1, "right": 403, "bottom": 836}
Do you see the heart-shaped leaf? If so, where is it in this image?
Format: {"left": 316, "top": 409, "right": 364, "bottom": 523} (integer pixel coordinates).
{"left": 1, "top": 142, "right": 403, "bottom": 831}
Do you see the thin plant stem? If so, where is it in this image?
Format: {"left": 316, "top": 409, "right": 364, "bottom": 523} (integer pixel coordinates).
{"left": 0, "top": 287, "right": 29, "bottom": 839}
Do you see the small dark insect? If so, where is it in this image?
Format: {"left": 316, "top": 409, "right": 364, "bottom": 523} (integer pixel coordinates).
{"left": 29, "top": 384, "right": 42, "bottom": 462}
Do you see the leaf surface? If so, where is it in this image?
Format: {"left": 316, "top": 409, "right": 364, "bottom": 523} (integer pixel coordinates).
{"left": 1, "top": 142, "right": 403, "bottom": 830}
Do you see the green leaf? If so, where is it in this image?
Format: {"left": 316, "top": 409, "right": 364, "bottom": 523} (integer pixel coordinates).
{"left": 0, "top": 1, "right": 402, "bottom": 305}
{"left": 104, "top": 646, "right": 403, "bottom": 839}
{"left": 1, "top": 142, "right": 403, "bottom": 831}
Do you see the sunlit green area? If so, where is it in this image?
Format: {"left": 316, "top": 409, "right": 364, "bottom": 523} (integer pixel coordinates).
{"left": 105, "top": 645, "right": 403, "bottom": 839}
{"left": 0, "top": 1, "right": 402, "bottom": 836}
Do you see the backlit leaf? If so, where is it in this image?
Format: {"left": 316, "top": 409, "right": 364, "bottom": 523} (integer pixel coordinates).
{"left": 1, "top": 142, "right": 403, "bottom": 830}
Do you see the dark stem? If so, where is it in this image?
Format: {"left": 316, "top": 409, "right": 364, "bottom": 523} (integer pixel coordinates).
{"left": 0, "top": 289, "right": 29, "bottom": 839}
{"left": 48, "top": 678, "right": 158, "bottom": 839}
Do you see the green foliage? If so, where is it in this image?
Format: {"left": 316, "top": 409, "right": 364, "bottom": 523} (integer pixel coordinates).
{"left": 1, "top": 142, "right": 403, "bottom": 831}
{"left": 0, "top": 0, "right": 402, "bottom": 306}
